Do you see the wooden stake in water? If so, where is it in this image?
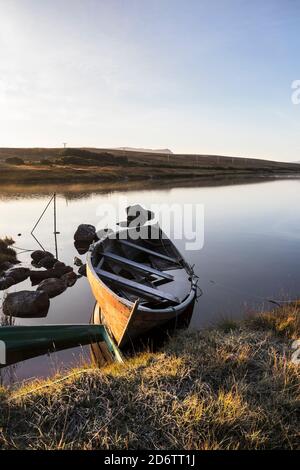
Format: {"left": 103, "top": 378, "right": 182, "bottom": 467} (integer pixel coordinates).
{"left": 31, "top": 193, "right": 59, "bottom": 257}
{"left": 53, "top": 193, "right": 59, "bottom": 259}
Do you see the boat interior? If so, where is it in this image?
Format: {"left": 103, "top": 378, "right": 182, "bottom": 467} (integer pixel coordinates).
{"left": 91, "top": 226, "right": 193, "bottom": 309}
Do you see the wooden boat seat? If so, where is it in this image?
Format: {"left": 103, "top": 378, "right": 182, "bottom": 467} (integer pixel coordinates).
{"left": 95, "top": 268, "right": 180, "bottom": 305}
{"left": 117, "top": 239, "right": 180, "bottom": 264}
{"left": 102, "top": 251, "right": 174, "bottom": 281}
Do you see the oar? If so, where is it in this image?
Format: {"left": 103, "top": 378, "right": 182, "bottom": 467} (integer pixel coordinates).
{"left": 0, "top": 324, "right": 122, "bottom": 367}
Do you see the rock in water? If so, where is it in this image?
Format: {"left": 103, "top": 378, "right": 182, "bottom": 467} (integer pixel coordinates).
{"left": 74, "top": 240, "right": 90, "bottom": 255}
{"left": 53, "top": 261, "right": 65, "bottom": 269}
{"left": 37, "top": 278, "right": 67, "bottom": 298}
{"left": 0, "top": 276, "right": 15, "bottom": 290}
{"left": 0, "top": 261, "right": 14, "bottom": 272}
{"left": 31, "top": 250, "right": 54, "bottom": 263}
{"left": 0, "top": 267, "right": 29, "bottom": 289}
{"left": 73, "top": 256, "right": 83, "bottom": 267}
{"left": 37, "top": 256, "right": 57, "bottom": 269}
{"left": 3, "top": 290, "right": 50, "bottom": 318}
{"left": 5, "top": 267, "right": 30, "bottom": 283}
{"left": 78, "top": 264, "right": 87, "bottom": 277}
{"left": 61, "top": 271, "right": 78, "bottom": 287}
{"left": 74, "top": 224, "right": 96, "bottom": 243}
{"left": 30, "top": 266, "right": 73, "bottom": 285}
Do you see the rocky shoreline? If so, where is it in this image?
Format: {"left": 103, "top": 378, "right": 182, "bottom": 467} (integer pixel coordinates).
{"left": 0, "top": 224, "right": 95, "bottom": 319}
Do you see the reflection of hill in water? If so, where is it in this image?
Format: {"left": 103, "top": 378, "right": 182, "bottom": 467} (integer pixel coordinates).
{"left": 0, "top": 175, "right": 298, "bottom": 201}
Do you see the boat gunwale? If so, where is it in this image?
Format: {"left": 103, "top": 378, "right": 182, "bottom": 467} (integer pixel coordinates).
{"left": 86, "top": 228, "right": 197, "bottom": 315}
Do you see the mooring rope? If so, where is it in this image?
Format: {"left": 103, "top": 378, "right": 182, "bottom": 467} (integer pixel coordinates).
{"left": 13, "top": 246, "right": 35, "bottom": 253}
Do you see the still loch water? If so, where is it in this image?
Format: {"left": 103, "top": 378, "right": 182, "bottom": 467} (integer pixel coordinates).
{"left": 1, "top": 178, "right": 300, "bottom": 384}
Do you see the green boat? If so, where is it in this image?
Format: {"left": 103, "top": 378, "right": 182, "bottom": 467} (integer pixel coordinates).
{"left": 0, "top": 324, "right": 123, "bottom": 367}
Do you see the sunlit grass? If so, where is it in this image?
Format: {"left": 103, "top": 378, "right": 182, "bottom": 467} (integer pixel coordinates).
{"left": 0, "top": 305, "right": 299, "bottom": 449}
{"left": 246, "top": 302, "right": 300, "bottom": 339}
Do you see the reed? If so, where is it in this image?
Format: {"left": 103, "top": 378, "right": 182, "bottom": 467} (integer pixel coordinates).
{"left": 0, "top": 237, "right": 17, "bottom": 270}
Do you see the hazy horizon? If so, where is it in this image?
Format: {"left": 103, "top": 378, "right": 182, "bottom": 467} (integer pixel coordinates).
{"left": 1, "top": 0, "right": 299, "bottom": 162}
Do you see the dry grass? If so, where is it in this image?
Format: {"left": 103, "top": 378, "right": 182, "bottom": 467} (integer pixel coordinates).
{"left": 0, "top": 237, "right": 17, "bottom": 269}
{"left": 246, "top": 303, "right": 300, "bottom": 339}
{"left": 0, "top": 306, "right": 299, "bottom": 450}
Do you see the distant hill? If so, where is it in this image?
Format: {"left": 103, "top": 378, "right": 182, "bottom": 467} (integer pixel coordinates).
{"left": 114, "top": 147, "right": 173, "bottom": 154}
{"left": 1, "top": 146, "right": 300, "bottom": 185}
{"left": 1, "top": 147, "right": 300, "bottom": 173}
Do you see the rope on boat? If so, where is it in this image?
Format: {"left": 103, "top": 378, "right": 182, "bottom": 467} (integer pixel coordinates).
{"left": 188, "top": 264, "right": 203, "bottom": 302}
{"left": 195, "top": 280, "right": 203, "bottom": 301}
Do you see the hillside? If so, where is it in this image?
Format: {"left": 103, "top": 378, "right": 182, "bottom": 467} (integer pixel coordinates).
{"left": 0, "top": 146, "right": 298, "bottom": 169}
{"left": 0, "top": 147, "right": 299, "bottom": 185}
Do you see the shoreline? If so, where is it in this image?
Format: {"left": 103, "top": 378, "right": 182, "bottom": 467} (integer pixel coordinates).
{"left": 1, "top": 303, "right": 299, "bottom": 449}
{"left": 0, "top": 165, "right": 300, "bottom": 189}
{"left": 1, "top": 147, "right": 300, "bottom": 187}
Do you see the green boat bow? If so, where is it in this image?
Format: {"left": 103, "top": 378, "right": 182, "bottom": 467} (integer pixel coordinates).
{"left": 0, "top": 324, "right": 123, "bottom": 367}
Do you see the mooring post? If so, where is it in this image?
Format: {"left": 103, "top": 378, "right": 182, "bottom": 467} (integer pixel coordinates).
{"left": 30, "top": 192, "right": 59, "bottom": 256}
{"left": 53, "top": 193, "right": 58, "bottom": 259}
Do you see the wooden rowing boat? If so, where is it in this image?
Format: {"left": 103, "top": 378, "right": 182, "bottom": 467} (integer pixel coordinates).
{"left": 87, "top": 223, "right": 197, "bottom": 347}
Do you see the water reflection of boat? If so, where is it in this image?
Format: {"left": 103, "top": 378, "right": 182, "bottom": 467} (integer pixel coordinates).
{"left": 87, "top": 224, "right": 197, "bottom": 347}
{"left": 90, "top": 304, "right": 124, "bottom": 365}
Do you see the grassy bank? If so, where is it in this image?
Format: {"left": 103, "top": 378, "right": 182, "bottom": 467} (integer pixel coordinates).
{"left": 0, "top": 304, "right": 299, "bottom": 450}
{"left": 0, "top": 147, "right": 300, "bottom": 185}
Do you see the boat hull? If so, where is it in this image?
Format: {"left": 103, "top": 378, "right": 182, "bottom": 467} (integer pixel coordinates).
{"left": 0, "top": 324, "right": 122, "bottom": 367}
{"left": 87, "top": 250, "right": 197, "bottom": 347}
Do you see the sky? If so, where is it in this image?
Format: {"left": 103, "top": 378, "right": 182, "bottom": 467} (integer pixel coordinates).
{"left": 0, "top": 0, "right": 299, "bottom": 161}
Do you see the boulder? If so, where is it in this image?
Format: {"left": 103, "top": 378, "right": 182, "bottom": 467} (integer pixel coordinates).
{"left": 78, "top": 264, "right": 87, "bottom": 277}
{"left": 37, "top": 256, "right": 57, "bottom": 269}
{"left": 61, "top": 271, "right": 78, "bottom": 287}
{"left": 31, "top": 250, "right": 54, "bottom": 263}
{"left": 0, "top": 276, "right": 15, "bottom": 290}
{"left": 30, "top": 270, "right": 52, "bottom": 284}
{"left": 3, "top": 290, "right": 50, "bottom": 318}
{"left": 0, "top": 259, "right": 20, "bottom": 273}
{"left": 73, "top": 256, "right": 83, "bottom": 267}
{"left": 5, "top": 267, "right": 30, "bottom": 283}
{"left": 53, "top": 261, "right": 65, "bottom": 269}
{"left": 74, "top": 240, "right": 90, "bottom": 255}
{"left": 74, "top": 224, "right": 96, "bottom": 243}
{"left": 0, "top": 261, "right": 14, "bottom": 272}
{"left": 60, "top": 266, "right": 74, "bottom": 276}
{"left": 30, "top": 266, "right": 73, "bottom": 285}
{"left": 37, "top": 278, "right": 66, "bottom": 298}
